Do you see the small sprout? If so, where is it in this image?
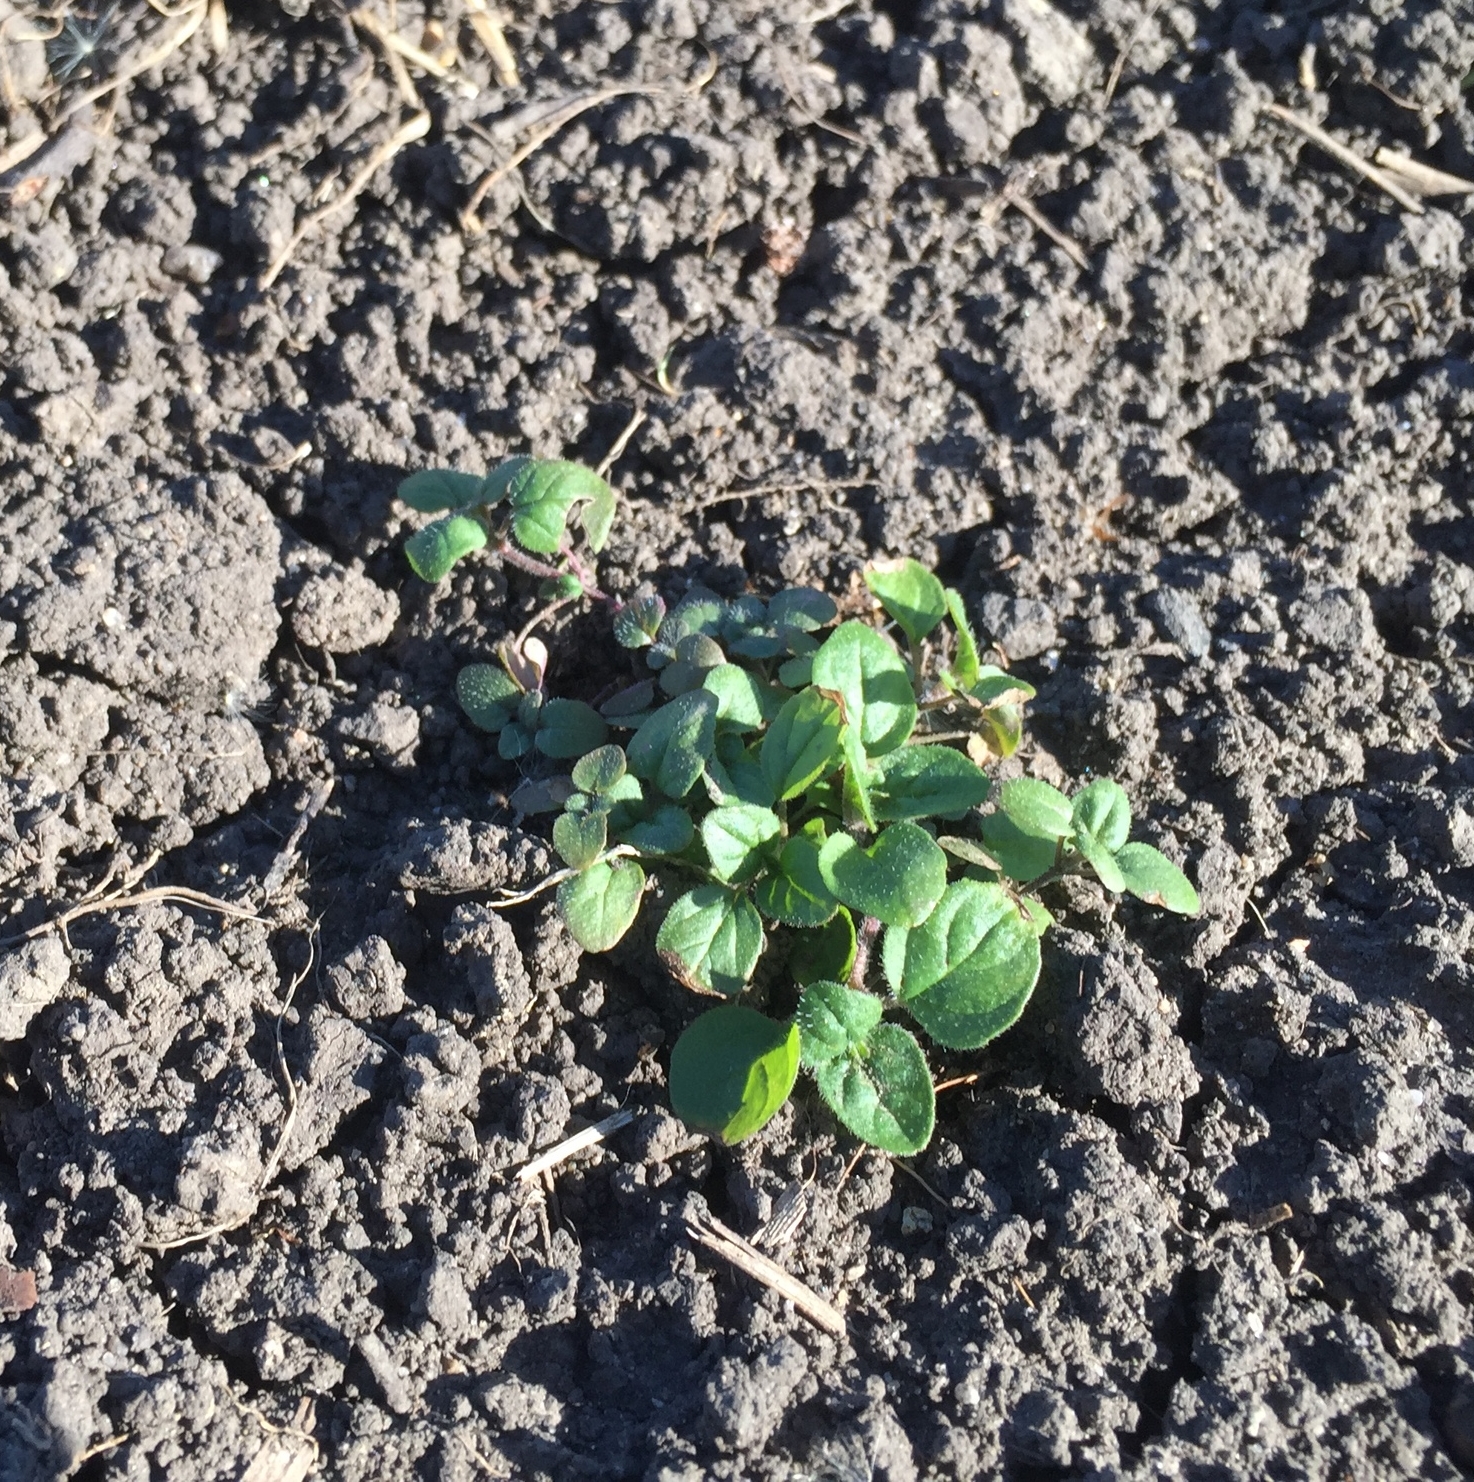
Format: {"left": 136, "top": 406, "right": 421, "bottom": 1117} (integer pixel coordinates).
{"left": 403, "top": 459, "right": 1200, "bottom": 1155}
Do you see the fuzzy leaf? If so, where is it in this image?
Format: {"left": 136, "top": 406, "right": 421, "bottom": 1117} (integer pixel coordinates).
{"left": 1115, "top": 843, "right": 1200, "bottom": 915}
{"left": 553, "top": 811, "right": 607, "bottom": 871}
{"left": 970, "top": 667, "right": 1037, "bottom": 707}
{"left": 627, "top": 691, "right": 719, "bottom": 800}
{"left": 943, "top": 587, "right": 981, "bottom": 690}
{"left": 769, "top": 587, "right": 838, "bottom": 632}
{"left": 818, "top": 821, "right": 947, "bottom": 929}
{"left": 791, "top": 909, "right": 857, "bottom": 987}
{"left": 865, "top": 559, "right": 948, "bottom": 646}
{"left": 796, "top": 980, "right": 883, "bottom": 1067}
{"left": 405, "top": 515, "right": 487, "bottom": 582}
{"left": 811, "top": 622, "right": 917, "bottom": 757}
{"left": 883, "top": 879, "right": 1041, "bottom": 1050}
{"left": 660, "top": 589, "right": 726, "bottom": 646}
{"left": 600, "top": 679, "right": 657, "bottom": 719}
{"left": 997, "top": 778, "right": 1073, "bottom": 837}
{"left": 557, "top": 859, "right": 645, "bottom": 952}
{"left": 456, "top": 665, "right": 521, "bottom": 733}
{"left": 613, "top": 594, "right": 666, "bottom": 649}
{"left": 761, "top": 690, "right": 844, "bottom": 801}
{"left": 399, "top": 468, "right": 485, "bottom": 513}
{"left": 777, "top": 655, "right": 813, "bottom": 688}
{"left": 504, "top": 459, "right": 618, "bottom": 554}
{"left": 1072, "top": 779, "right": 1132, "bottom": 853}
{"left": 535, "top": 700, "right": 609, "bottom": 759}
{"left": 702, "top": 804, "right": 782, "bottom": 885}
{"left": 871, "top": 745, "right": 991, "bottom": 822}
{"left": 813, "top": 1021, "right": 934, "bottom": 1156}
{"left": 703, "top": 664, "right": 781, "bottom": 732}
{"left": 498, "top": 722, "right": 534, "bottom": 760}
{"left": 572, "top": 744, "right": 626, "bottom": 796}
{"left": 656, "top": 886, "right": 765, "bottom": 998}
{"left": 669, "top": 1007, "right": 799, "bottom": 1144}
{"left": 754, "top": 836, "right": 840, "bottom": 927}
{"left": 616, "top": 804, "right": 694, "bottom": 856}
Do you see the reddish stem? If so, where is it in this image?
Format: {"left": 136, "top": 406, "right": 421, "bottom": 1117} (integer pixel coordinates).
{"left": 849, "top": 915, "right": 881, "bottom": 991}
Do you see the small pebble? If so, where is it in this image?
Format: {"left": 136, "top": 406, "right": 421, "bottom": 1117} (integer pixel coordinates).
{"left": 162, "top": 244, "right": 223, "bottom": 285}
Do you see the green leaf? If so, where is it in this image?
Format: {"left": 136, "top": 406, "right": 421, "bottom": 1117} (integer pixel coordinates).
{"left": 883, "top": 879, "right": 1041, "bottom": 1050}
{"left": 1071, "top": 779, "right": 1132, "bottom": 852}
{"left": 791, "top": 909, "right": 856, "bottom": 987}
{"left": 818, "top": 821, "right": 948, "bottom": 929}
{"left": 703, "top": 748, "right": 776, "bottom": 810}
{"left": 1115, "top": 843, "right": 1200, "bottom": 915}
{"left": 761, "top": 690, "right": 844, "bottom": 801}
{"left": 600, "top": 679, "right": 657, "bottom": 719}
{"left": 703, "top": 665, "right": 780, "bottom": 732}
{"left": 613, "top": 594, "right": 666, "bottom": 649}
{"left": 572, "top": 744, "right": 626, "bottom": 795}
{"left": 811, "top": 622, "right": 917, "bottom": 757}
{"left": 977, "top": 812, "right": 1056, "bottom": 883}
{"left": 777, "top": 655, "right": 813, "bottom": 688}
{"left": 970, "top": 667, "right": 1037, "bottom": 707}
{"left": 943, "top": 588, "right": 980, "bottom": 690}
{"left": 998, "top": 778, "right": 1073, "bottom": 838}
{"left": 539, "top": 574, "right": 584, "bottom": 601}
{"left": 660, "top": 588, "right": 726, "bottom": 645}
{"left": 616, "top": 804, "right": 694, "bottom": 856}
{"left": 557, "top": 859, "right": 646, "bottom": 951}
{"left": 535, "top": 700, "right": 609, "bottom": 759}
{"left": 702, "top": 805, "right": 782, "bottom": 885}
{"left": 399, "top": 468, "right": 485, "bottom": 513}
{"left": 769, "top": 587, "right": 838, "bottom": 632}
{"left": 502, "top": 459, "right": 618, "bottom": 554}
{"left": 865, "top": 559, "right": 948, "bottom": 646}
{"left": 659, "top": 634, "right": 727, "bottom": 697}
{"left": 812, "top": 1021, "right": 935, "bottom": 1156}
{"left": 936, "top": 835, "right": 1002, "bottom": 870}
{"left": 456, "top": 664, "right": 521, "bottom": 733}
{"left": 405, "top": 515, "right": 487, "bottom": 583}
{"left": 796, "top": 980, "right": 883, "bottom": 1067}
{"left": 553, "top": 811, "right": 607, "bottom": 871}
{"left": 669, "top": 1007, "right": 799, "bottom": 1144}
{"left": 840, "top": 727, "right": 878, "bottom": 831}
{"left": 627, "top": 691, "right": 719, "bottom": 800}
{"left": 498, "top": 721, "right": 534, "bottom": 760}
{"left": 656, "top": 886, "right": 765, "bottom": 998}
{"left": 754, "top": 836, "right": 840, "bottom": 927}
{"left": 872, "top": 745, "right": 991, "bottom": 822}
{"left": 978, "top": 704, "right": 1026, "bottom": 761}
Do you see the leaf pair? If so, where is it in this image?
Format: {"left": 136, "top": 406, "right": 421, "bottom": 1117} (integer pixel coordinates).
{"left": 981, "top": 777, "right": 1200, "bottom": 913}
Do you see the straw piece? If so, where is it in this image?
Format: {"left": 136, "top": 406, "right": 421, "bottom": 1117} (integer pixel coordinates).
{"left": 516, "top": 1108, "right": 634, "bottom": 1182}
{"left": 1262, "top": 103, "right": 1425, "bottom": 215}
{"left": 1372, "top": 147, "right": 1474, "bottom": 198}
{"left": 686, "top": 1210, "right": 847, "bottom": 1337}
{"left": 464, "top": 0, "right": 518, "bottom": 88}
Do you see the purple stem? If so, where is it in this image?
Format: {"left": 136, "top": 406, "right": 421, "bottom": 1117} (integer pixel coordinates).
{"left": 849, "top": 915, "right": 881, "bottom": 991}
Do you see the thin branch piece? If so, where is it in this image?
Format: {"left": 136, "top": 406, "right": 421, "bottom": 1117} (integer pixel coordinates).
{"left": 1372, "top": 147, "right": 1474, "bottom": 198}
{"left": 260, "top": 109, "right": 431, "bottom": 289}
{"left": 1006, "top": 191, "right": 1091, "bottom": 270}
{"left": 1262, "top": 103, "right": 1425, "bottom": 215}
{"left": 258, "top": 778, "right": 335, "bottom": 903}
{"left": 685, "top": 1211, "right": 847, "bottom": 1337}
{"left": 516, "top": 1109, "right": 634, "bottom": 1183}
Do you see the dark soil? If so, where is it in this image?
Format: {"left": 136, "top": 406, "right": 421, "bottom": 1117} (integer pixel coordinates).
{"left": 3, "top": 1, "right": 1474, "bottom": 1477}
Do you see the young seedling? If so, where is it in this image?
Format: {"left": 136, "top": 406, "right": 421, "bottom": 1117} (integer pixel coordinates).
{"left": 402, "top": 462, "right": 1200, "bottom": 1156}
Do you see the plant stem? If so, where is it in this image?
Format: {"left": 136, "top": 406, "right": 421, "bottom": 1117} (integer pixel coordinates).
{"left": 849, "top": 914, "right": 881, "bottom": 991}
{"left": 496, "top": 541, "right": 574, "bottom": 584}
{"left": 559, "top": 542, "right": 612, "bottom": 604}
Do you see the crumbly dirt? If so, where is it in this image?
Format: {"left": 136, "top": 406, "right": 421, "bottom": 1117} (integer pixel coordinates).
{"left": 2, "top": 1, "right": 1474, "bottom": 1478}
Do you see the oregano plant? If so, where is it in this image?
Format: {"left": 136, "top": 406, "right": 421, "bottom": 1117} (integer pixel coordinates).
{"left": 402, "top": 458, "right": 1200, "bottom": 1157}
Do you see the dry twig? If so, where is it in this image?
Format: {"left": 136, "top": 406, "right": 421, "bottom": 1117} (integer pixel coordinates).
{"left": 259, "top": 108, "right": 431, "bottom": 289}
{"left": 1262, "top": 103, "right": 1425, "bottom": 215}
{"left": 685, "top": 1210, "right": 847, "bottom": 1337}
{"left": 2, "top": 885, "right": 257, "bottom": 950}
{"left": 1102, "top": 0, "right": 1165, "bottom": 108}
